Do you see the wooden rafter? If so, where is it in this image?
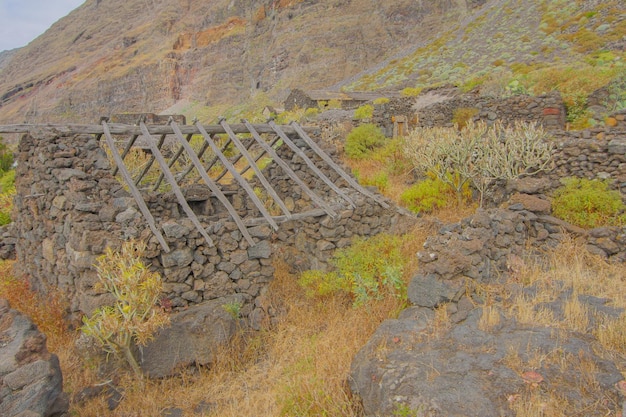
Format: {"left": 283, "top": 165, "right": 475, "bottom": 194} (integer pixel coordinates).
{"left": 0, "top": 120, "right": 389, "bottom": 251}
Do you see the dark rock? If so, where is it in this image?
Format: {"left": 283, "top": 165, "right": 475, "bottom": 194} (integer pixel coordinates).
{"left": 106, "top": 386, "right": 124, "bottom": 411}
{"left": 162, "top": 407, "right": 183, "bottom": 417}
{"left": 140, "top": 296, "right": 243, "bottom": 378}
{"left": 506, "top": 177, "right": 552, "bottom": 194}
{"left": 350, "top": 309, "right": 623, "bottom": 417}
{"left": 247, "top": 240, "right": 272, "bottom": 259}
{"left": 407, "top": 274, "right": 464, "bottom": 308}
{"left": 162, "top": 220, "right": 190, "bottom": 239}
{"left": 508, "top": 193, "right": 551, "bottom": 214}
{"left": 0, "top": 299, "right": 68, "bottom": 417}
{"left": 161, "top": 248, "right": 194, "bottom": 268}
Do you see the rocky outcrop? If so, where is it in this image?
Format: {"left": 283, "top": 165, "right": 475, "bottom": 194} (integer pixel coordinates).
{"left": 350, "top": 198, "right": 626, "bottom": 416}
{"left": 0, "top": 299, "right": 68, "bottom": 417}
{"left": 350, "top": 304, "right": 624, "bottom": 416}
{"left": 139, "top": 296, "right": 242, "bottom": 378}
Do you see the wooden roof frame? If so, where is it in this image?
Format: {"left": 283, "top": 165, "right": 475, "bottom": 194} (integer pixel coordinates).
{"left": 1, "top": 120, "right": 387, "bottom": 252}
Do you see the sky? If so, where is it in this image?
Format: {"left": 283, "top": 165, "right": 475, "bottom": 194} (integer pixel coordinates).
{"left": 0, "top": 0, "right": 84, "bottom": 52}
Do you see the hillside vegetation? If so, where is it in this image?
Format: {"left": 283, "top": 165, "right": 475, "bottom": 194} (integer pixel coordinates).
{"left": 0, "top": 0, "right": 623, "bottom": 129}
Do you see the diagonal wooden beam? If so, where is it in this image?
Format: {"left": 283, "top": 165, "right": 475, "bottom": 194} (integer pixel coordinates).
{"left": 290, "top": 121, "right": 389, "bottom": 208}
{"left": 139, "top": 122, "right": 215, "bottom": 248}
{"left": 219, "top": 119, "right": 292, "bottom": 219}
{"left": 268, "top": 120, "right": 355, "bottom": 209}
{"left": 243, "top": 119, "right": 336, "bottom": 217}
{"left": 194, "top": 122, "right": 279, "bottom": 231}
{"left": 170, "top": 122, "right": 256, "bottom": 246}
{"left": 101, "top": 121, "right": 170, "bottom": 252}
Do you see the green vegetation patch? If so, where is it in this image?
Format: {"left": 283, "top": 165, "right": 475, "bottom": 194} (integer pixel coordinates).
{"left": 400, "top": 175, "right": 462, "bottom": 214}
{"left": 299, "top": 233, "right": 409, "bottom": 307}
{"left": 344, "top": 123, "right": 385, "bottom": 159}
{"left": 551, "top": 178, "right": 626, "bottom": 228}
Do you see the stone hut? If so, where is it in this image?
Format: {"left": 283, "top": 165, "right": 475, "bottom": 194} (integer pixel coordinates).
{"left": 284, "top": 89, "right": 398, "bottom": 111}
{"left": 8, "top": 121, "right": 412, "bottom": 327}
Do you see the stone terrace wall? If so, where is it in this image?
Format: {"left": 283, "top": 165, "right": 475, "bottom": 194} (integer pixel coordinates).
{"left": 549, "top": 127, "right": 626, "bottom": 188}
{"left": 372, "top": 91, "right": 565, "bottom": 136}
{"left": 13, "top": 131, "right": 408, "bottom": 326}
{"left": 409, "top": 200, "right": 626, "bottom": 311}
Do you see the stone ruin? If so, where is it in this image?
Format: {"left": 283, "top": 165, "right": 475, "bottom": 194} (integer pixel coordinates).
{"left": 5, "top": 120, "right": 411, "bottom": 330}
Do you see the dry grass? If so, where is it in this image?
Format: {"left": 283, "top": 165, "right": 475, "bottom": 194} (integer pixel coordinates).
{"left": 474, "top": 237, "right": 626, "bottom": 416}
{"left": 0, "top": 260, "right": 69, "bottom": 351}
{"left": 0, "top": 223, "right": 430, "bottom": 417}
{"left": 70, "top": 259, "right": 412, "bottom": 417}
{"left": 478, "top": 305, "right": 501, "bottom": 331}
{"left": 2, "top": 213, "right": 624, "bottom": 416}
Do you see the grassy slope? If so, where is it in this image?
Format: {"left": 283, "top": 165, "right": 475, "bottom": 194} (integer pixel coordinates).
{"left": 343, "top": 0, "right": 626, "bottom": 127}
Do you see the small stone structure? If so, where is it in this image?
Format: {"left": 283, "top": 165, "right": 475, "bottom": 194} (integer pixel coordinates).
{"left": 284, "top": 89, "right": 399, "bottom": 111}
{"left": 0, "top": 299, "right": 68, "bottom": 417}
{"left": 10, "top": 126, "right": 408, "bottom": 325}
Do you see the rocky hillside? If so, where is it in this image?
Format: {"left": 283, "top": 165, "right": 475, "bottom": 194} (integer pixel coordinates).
{"left": 0, "top": 0, "right": 479, "bottom": 124}
{"left": 0, "top": 0, "right": 624, "bottom": 127}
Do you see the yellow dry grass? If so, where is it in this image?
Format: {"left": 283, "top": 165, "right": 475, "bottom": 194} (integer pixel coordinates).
{"left": 1, "top": 222, "right": 426, "bottom": 417}
{"left": 2, "top": 214, "right": 624, "bottom": 416}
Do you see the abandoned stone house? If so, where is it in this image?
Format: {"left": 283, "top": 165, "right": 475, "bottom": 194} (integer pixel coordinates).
{"left": 1, "top": 119, "right": 411, "bottom": 329}
{"left": 284, "top": 88, "right": 399, "bottom": 111}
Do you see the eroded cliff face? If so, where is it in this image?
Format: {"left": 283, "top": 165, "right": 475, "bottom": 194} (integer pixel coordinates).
{"left": 0, "top": 0, "right": 480, "bottom": 123}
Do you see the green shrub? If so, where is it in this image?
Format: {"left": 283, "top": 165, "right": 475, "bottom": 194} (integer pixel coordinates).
{"left": 0, "top": 140, "right": 13, "bottom": 173}
{"left": 344, "top": 123, "right": 385, "bottom": 159}
{"left": 373, "top": 97, "right": 390, "bottom": 105}
{"left": 401, "top": 87, "right": 423, "bottom": 97}
{"left": 354, "top": 104, "right": 374, "bottom": 120}
{"left": 552, "top": 178, "right": 626, "bottom": 228}
{"left": 304, "top": 107, "right": 319, "bottom": 118}
{"left": 81, "top": 241, "right": 170, "bottom": 376}
{"left": 0, "top": 170, "right": 15, "bottom": 225}
{"left": 0, "top": 170, "right": 15, "bottom": 194}
{"left": 404, "top": 121, "right": 553, "bottom": 206}
{"left": 327, "top": 99, "right": 342, "bottom": 109}
{"left": 400, "top": 177, "right": 456, "bottom": 213}
{"left": 298, "top": 234, "right": 407, "bottom": 307}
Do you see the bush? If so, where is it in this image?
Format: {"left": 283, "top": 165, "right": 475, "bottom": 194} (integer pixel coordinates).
{"left": 354, "top": 104, "right": 374, "bottom": 120}
{"left": 0, "top": 171, "right": 15, "bottom": 225}
{"left": 298, "top": 234, "right": 407, "bottom": 307}
{"left": 552, "top": 178, "right": 626, "bottom": 228}
{"left": 400, "top": 176, "right": 458, "bottom": 213}
{"left": 353, "top": 169, "right": 389, "bottom": 192}
{"left": 0, "top": 141, "right": 13, "bottom": 173}
{"left": 0, "top": 170, "right": 15, "bottom": 193}
{"left": 304, "top": 107, "right": 319, "bottom": 118}
{"left": 404, "top": 121, "right": 553, "bottom": 206}
{"left": 81, "top": 241, "right": 170, "bottom": 376}
{"left": 344, "top": 123, "right": 385, "bottom": 159}
{"left": 401, "top": 87, "right": 423, "bottom": 97}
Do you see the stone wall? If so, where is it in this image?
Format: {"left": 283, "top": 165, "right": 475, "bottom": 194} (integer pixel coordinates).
{"left": 409, "top": 195, "right": 626, "bottom": 311}
{"left": 371, "top": 91, "right": 566, "bottom": 136}
{"left": 549, "top": 127, "right": 626, "bottom": 188}
{"left": 12, "top": 130, "right": 407, "bottom": 325}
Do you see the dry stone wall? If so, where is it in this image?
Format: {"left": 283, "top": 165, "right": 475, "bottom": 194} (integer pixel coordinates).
{"left": 12, "top": 130, "right": 406, "bottom": 327}
{"left": 549, "top": 127, "right": 626, "bottom": 188}
{"left": 371, "top": 91, "right": 565, "bottom": 136}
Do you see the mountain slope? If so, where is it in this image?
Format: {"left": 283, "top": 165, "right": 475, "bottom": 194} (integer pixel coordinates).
{"left": 0, "top": 0, "right": 479, "bottom": 124}
{"left": 0, "top": 0, "right": 624, "bottom": 126}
